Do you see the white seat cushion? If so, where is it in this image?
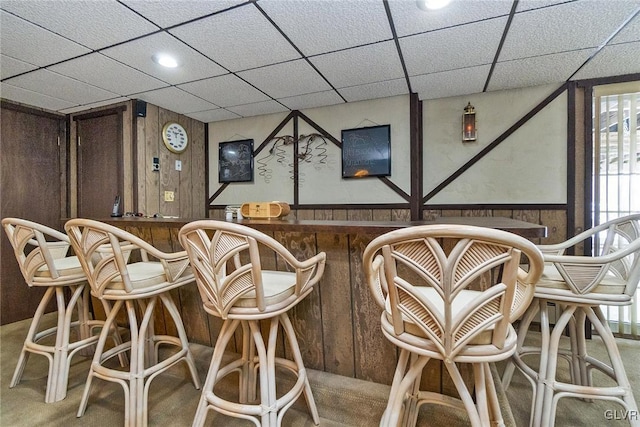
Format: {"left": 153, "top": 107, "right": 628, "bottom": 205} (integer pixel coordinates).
{"left": 234, "top": 271, "right": 296, "bottom": 308}
{"left": 35, "top": 256, "right": 84, "bottom": 277}
{"left": 536, "top": 264, "right": 626, "bottom": 294}
{"left": 109, "top": 262, "right": 167, "bottom": 290}
{"left": 385, "top": 286, "right": 496, "bottom": 345}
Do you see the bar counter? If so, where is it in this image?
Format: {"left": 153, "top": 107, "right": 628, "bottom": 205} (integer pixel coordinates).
{"left": 94, "top": 216, "right": 546, "bottom": 393}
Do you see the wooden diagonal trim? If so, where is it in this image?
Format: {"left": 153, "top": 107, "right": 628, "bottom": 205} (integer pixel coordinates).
{"left": 253, "top": 110, "right": 296, "bottom": 155}
{"left": 296, "top": 111, "right": 342, "bottom": 147}
{"left": 379, "top": 177, "right": 410, "bottom": 202}
{"left": 423, "top": 82, "right": 569, "bottom": 203}
{"left": 208, "top": 183, "right": 229, "bottom": 204}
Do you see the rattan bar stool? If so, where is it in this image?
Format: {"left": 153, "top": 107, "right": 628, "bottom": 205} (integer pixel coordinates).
{"left": 2, "top": 217, "right": 121, "bottom": 403}
{"left": 502, "top": 214, "right": 640, "bottom": 427}
{"left": 178, "top": 220, "right": 326, "bottom": 427}
{"left": 363, "top": 224, "right": 544, "bottom": 427}
{"left": 65, "top": 219, "right": 201, "bottom": 427}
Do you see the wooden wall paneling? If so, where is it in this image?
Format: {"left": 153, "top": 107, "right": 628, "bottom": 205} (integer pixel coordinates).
{"left": 391, "top": 209, "right": 411, "bottom": 221}
{"left": 372, "top": 209, "right": 391, "bottom": 221}
{"left": 332, "top": 209, "right": 347, "bottom": 220}
{"left": 462, "top": 209, "right": 491, "bottom": 217}
{"left": 144, "top": 104, "right": 160, "bottom": 217}
{"left": 540, "top": 210, "right": 567, "bottom": 245}
{"left": 316, "top": 232, "right": 354, "bottom": 377}
{"left": 314, "top": 209, "right": 333, "bottom": 220}
{"left": 348, "top": 209, "right": 373, "bottom": 221}
{"left": 158, "top": 109, "right": 180, "bottom": 217}
{"left": 350, "top": 233, "right": 396, "bottom": 384}
{"left": 122, "top": 101, "right": 133, "bottom": 211}
{"left": 279, "top": 231, "right": 325, "bottom": 371}
{"left": 513, "top": 210, "right": 542, "bottom": 244}
{"left": 422, "top": 209, "right": 441, "bottom": 220}
{"left": 135, "top": 114, "right": 147, "bottom": 214}
{"left": 190, "top": 118, "right": 206, "bottom": 217}
{"left": 178, "top": 119, "right": 193, "bottom": 219}
{"left": 441, "top": 209, "right": 462, "bottom": 217}
{"left": 0, "top": 107, "right": 63, "bottom": 324}
{"left": 149, "top": 226, "right": 174, "bottom": 336}
{"left": 296, "top": 209, "right": 314, "bottom": 220}
{"left": 492, "top": 209, "right": 513, "bottom": 219}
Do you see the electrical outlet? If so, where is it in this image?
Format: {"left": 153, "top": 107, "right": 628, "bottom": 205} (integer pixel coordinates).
{"left": 175, "top": 160, "right": 182, "bottom": 171}
{"left": 152, "top": 157, "right": 160, "bottom": 172}
{"left": 164, "top": 191, "right": 175, "bottom": 202}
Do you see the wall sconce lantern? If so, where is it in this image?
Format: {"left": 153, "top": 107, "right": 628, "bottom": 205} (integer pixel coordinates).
{"left": 462, "top": 102, "right": 477, "bottom": 142}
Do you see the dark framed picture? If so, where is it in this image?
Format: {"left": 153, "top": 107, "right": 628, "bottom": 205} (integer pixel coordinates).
{"left": 218, "top": 139, "right": 254, "bottom": 183}
{"left": 341, "top": 125, "right": 391, "bottom": 178}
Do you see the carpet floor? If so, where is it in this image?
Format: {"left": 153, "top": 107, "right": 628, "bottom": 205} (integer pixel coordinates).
{"left": 1, "top": 313, "right": 638, "bottom": 426}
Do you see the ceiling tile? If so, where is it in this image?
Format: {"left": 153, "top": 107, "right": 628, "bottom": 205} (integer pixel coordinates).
{"left": 238, "top": 59, "right": 330, "bottom": 99}
{"left": 226, "top": 100, "right": 290, "bottom": 118}
{"left": 48, "top": 53, "right": 168, "bottom": 96}
{"left": 489, "top": 50, "right": 593, "bottom": 91}
{"left": 0, "top": 12, "right": 90, "bottom": 67}
{"left": 572, "top": 42, "right": 640, "bottom": 81}
{"left": 411, "top": 65, "right": 491, "bottom": 100}
{"left": 121, "top": 0, "right": 245, "bottom": 29}
{"left": 610, "top": 12, "right": 640, "bottom": 44}
{"left": 169, "top": 5, "right": 300, "bottom": 72}
{"left": 7, "top": 69, "right": 121, "bottom": 104}
{"left": 500, "top": 1, "right": 640, "bottom": 61}
{"left": 516, "top": 0, "right": 574, "bottom": 12}
{"left": 136, "top": 86, "right": 217, "bottom": 114}
{"left": 401, "top": 17, "right": 507, "bottom": 76}
{"left": 278, "top": 90, "right": 345, "bottom": 111}
{"left": 1, "top": 0, "right": 159, "bottom": 50}
{"left": 310, "top": 41, "right": 404, "bottom": 89}
{"left": 101, "top": 32, "right": 228, "bottom": 85}
{"left": 339, "top": 78, "right": 409, "bottom": 103}
{"left": 0, "top": 54, "right": 38, "bottom": 79}
{"left": 259, "top": 0, "right": 392, "bottom": 56}
{"left": 0, "top": 82, "right": 76, "bottom": 111}
{"left": 187, "top": 108, "right": 241, "bottom": 123}
{"left": 178, "top": 74, "right": 270, "bottom": 108}
{"left": 389, "top": 0, "right": 512, "bottom": 38}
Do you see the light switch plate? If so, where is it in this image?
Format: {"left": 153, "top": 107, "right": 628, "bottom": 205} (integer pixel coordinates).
{"left": 164, "top": 191, "right": 175, "bottom": 202}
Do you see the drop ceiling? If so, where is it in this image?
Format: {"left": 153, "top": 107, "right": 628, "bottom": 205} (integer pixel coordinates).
{"left": 1, "top": 0, "right": 639, "bottom": 123}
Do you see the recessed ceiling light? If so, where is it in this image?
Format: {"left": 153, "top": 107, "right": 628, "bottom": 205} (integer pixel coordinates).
{"left": 417, "top": 0, "right": 452, "bottom": 10}
{"left": 152, "top": 53, "right": 180, "bottom": 68}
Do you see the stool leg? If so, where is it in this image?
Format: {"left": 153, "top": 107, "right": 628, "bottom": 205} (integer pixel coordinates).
{"left": 49, "top": 284, "right": 88, "bottom": 403}
{"left": 11, "top": 287, "right": 55, "bottom": 392}
{"left": 78, "top": 300, "right": 124, "bottom": 418}
{"left": 588, "top": 306, "right": 640, "bottom": 426}
{"left": 400, "top": 352, "right": 423, "bottom": 427}
{"left": 541, "top": 304, "right": 577, "bottom": 427}
{"left": 192, "top": 319, "right": 240, "bottom": 427}
{"left": 280, "top": 313, "right": 319, "bottom": 425}
{"left": 159, "top": 293, "right": 201, "bottom": 389}
{"left": 383, "top": 348, "right": 411, "bottom": 426}
{"left": 248, "top": 319, "right": 276, "bottom": 426}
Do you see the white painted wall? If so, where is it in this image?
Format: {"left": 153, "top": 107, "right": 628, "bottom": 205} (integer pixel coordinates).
{"left": 209, "top": 95, "right": 410, "bottom": 205}
{"left": 209, "top": 84, "right": 568, "bottom": 206}
{"left": 423, "top": 84, "right": 567, "bottom": 204}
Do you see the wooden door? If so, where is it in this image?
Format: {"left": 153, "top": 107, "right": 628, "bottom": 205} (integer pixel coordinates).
{"left": 76, "top": 111, "right": 123, "bottom": 218}
{"left": 0, "top": 104, "right": 65, "bottom": 325}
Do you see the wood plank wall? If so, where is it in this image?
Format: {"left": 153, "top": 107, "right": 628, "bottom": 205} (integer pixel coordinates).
{"left": 135, "top": 103, "right": 206, "bottom": 218}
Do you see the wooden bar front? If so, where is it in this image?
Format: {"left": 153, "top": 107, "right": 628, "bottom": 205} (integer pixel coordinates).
{"left": 98, "top": 216, "right": 546, "bottom": 391}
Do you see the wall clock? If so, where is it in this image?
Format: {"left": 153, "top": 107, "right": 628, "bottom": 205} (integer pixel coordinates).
{"left": 162, "top": 122, "right": 188, "bottom": 153}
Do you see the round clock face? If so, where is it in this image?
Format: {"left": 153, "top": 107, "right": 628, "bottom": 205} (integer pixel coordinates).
{"left": 162, "top": 122, "right": 188, "bottom": 153}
